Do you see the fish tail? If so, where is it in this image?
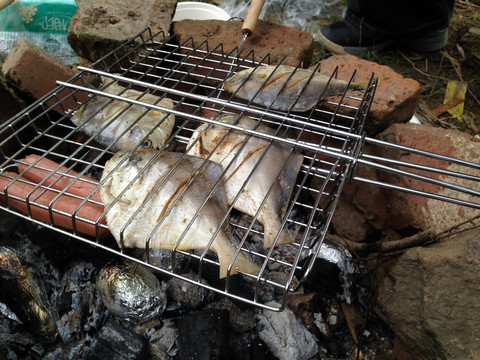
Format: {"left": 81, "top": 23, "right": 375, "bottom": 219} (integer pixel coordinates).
{"left": 214, "top": 238, "right": 260, "bottom": 278}
{"left": 351, "top": 80, "right": 368, "bottom": 90}
{"left": 263, "top": 223, "right": 295, "bottom": 249}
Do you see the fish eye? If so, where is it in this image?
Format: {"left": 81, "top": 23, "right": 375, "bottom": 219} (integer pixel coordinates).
{"left": 143, "top": 139, "right": 153, "bottom": 147}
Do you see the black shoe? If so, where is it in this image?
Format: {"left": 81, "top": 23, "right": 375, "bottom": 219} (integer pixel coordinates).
{"left": 318, "top": 19, "right": 448, "bottom": 56}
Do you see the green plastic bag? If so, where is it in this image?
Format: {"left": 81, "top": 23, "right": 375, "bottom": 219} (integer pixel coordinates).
{"left": 0, "top": 0, "right": 78, "bottom": 63}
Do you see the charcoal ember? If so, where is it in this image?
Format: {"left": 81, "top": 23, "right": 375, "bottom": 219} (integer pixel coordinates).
{"left": 87, "top": 320, "right": 149, "bottom": 360}
{"left": 133, "top": 317, "right": 162, "bottom": 339}
{"left": 166, "top": 273, "right": 215, "bottom": 309}
{"left": 0, "top": 314, "right": 44, "bottom": 360}
{"left": 267, "top": 244, "right": 306, "bottom": 272}
{"left": 176, "top": 309, "right": 229, "bottom": 360}
{"left": 204, "top": 297, "right": 256, "bottom": 333}
{"left": 149, "top": 320, "right": 178, "bottom": 360}
{"left": 43, "top": 340, "right": 89, "bottom": 360}
{"left": 287, "top": 293, "right": 319, "bottom": 333}
{"left": 135, "top": 248, "right": 191, "bottom": 274}
{"left": 0, "top": 246, "right": 59, "bottom": 343}
{"left": 97, "top": 261, "right": 167, "bottom": 322}
{"left": 57, "top": 262, "right": 104, "bottom": 342}
{"left": 266, "top": 271, "right": 292, "bottom": 297}
{"left": 256, "top": 301, "right": 319, "bottom": 360}
{"left": 228, "top": 333, "right": 277, "bottom": 360}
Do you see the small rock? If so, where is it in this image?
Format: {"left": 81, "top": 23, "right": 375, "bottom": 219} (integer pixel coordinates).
{"left": 256, "top": 301, "right": 319, "bottom": 360}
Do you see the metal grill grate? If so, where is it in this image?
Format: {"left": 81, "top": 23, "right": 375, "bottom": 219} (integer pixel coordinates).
{"left": 1, "top": 28, "right": 478, "bottom": 311}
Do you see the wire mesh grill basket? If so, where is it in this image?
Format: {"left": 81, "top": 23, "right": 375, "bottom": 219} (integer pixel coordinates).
{"left": 1, "top": 28, "right": 478, "bottom": 310}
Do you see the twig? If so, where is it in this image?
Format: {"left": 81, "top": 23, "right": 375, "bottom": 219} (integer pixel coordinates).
{"left": 332, "top": 230, "right": 435, "bottom": 253}
{"left": 400, "top": 52, "right": 437, "bottom": 80}
{"left": 440, "top": 50, "right": 464, "bottom": 81}
{"left": 436, "top": 213, "right": 480, "bottom": 241}
{"left": 429, "top": 52, "right": 446, "bottom": 97}
{"left": 379, "top": 230, "right": 435, "bottom": 252}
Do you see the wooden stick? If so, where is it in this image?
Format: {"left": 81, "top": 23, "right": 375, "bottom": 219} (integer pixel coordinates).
{"left": 241, "top": 0, "right": 265, "bottom": 35}
{"left": 432, "top": 98, "right": 464, "bottom": 116}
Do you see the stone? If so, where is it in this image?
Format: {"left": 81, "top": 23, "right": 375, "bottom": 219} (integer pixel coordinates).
{"left": 2, "top": 38, "right": 81, "bottom": 114}
{"left": 330, "top": 196, "right": 375, "bottom": 242}
{"left": 68, "top": 0, "right": 177, "bottom": 62}
{"left": 374, "top": 123, "right": 480, "bottom": 234}
{"left": 172, "top": 19, "right": 315, "bottom": 67}
{"left": 317, "top": 54, "right": 421, "bottom": 136}
{"left": 376, "top": 228, "right": 480, "bottom": 360}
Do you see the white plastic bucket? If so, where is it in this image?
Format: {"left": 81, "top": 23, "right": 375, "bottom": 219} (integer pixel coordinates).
{"left": 173, "top": 1, "right": 231, "bottom": 21}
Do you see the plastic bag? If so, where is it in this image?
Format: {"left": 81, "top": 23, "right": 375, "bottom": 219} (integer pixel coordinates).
{"left": 219, "top": 0, "right": 343, "bottom": 41}
{"left": 0, "top": 0, "right": 78, "bottom": 64}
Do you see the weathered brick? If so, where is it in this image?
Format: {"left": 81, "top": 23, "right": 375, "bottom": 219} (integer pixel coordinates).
{"left": 68, "top": 0, "right": 177, "bottom": 62}
{"left": 374, "top": 123, "right": 480, "bottom": 234}
{"left": 2, "top": 38, "right": 80, "bottom": 114}
{"left": 317, "top": 54, "right": 421, "bottom": 136}
{"left": 172, "top": 19, "right": 315, "bottom": 67}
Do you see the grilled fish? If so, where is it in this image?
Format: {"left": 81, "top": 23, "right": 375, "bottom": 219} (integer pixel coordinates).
{"left": 224, "top": 65, "right": 364, "bottom": 112}
{"left": 100, "top": 149, "right": 259, "bottom": 278}
{"left": 71, "top": 80, "right": 175, "bottom": 152}
{"left": 187, "top": 114, "right": 304, "bottom": 248}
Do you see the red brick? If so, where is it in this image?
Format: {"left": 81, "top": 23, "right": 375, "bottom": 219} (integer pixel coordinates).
{"left": 374, "top": 123, "right": 480, "bottom": 233}
{"left": 2, "top": 38, "right": 81, "bottom": 114}
{"left": 316, "top": 55, "right": 421, "bottom": 136}
{"left": 172, "top": 19, "right": 315, "bottom": 67}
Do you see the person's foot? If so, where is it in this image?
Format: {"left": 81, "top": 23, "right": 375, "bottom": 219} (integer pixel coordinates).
{"left": 318, "top": 19, "right": 449, "bottom": 56}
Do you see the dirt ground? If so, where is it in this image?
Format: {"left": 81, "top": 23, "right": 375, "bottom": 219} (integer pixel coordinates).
{"left": 313, "top": 0, "right": 480, "bottom": 136}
